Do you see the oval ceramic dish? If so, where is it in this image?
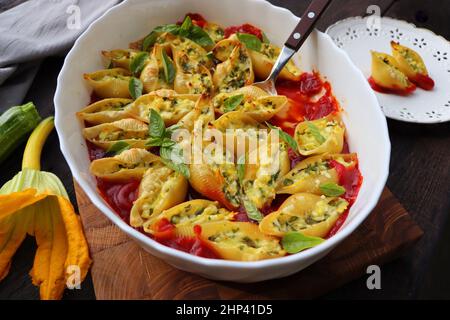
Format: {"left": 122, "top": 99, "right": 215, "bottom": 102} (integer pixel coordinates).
{"left": 55, "top": 0, "right": 390, "bottom": 282}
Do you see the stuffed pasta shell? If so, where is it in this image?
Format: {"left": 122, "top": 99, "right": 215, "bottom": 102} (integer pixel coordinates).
{"left": 77, "top": 98, "right": 133, "bottom": 125}
{"left": 189, "top": 142, "right": 241, "bottom": 210}
{"left": 127, "top": 89, "right": 199, "bottom": 125}
{"left": 130, "top": 164, "right": 188, "bottom": 227}
{"left": 370, "top": 51, "right": 415, "bottom": 94}
{"left": 140, "top": 44, "right": 173, "bottom": 93}
{"left": 204, "top": 22, "right": 225, "bottom": 44}
{"left": 242, "top": 142, "right": 290, "bottom": 209}
{"left": 90, "top": 148, "right": 161, "bottom": 181}
{"left": 84, "top": 68, "right": 132, "bottom": 99}
{"left": 173, "top": 52, "right": 214, "bottom": 95}
{"left": 144, "top": 200, "right": 235, "bottom": 235}
{"left": 391, "top": 41, "right": 434, "bottom": 90}
{"left": 212, "top": 86, "right": 288, "bottom": 122}
{"left": 294, "top": 115, "right": 345, "bottom": 156}
{"left": 212, "top": 39, "right": 254, "bottom": 93}
{"left": 198, "top": 221, "right": 285, "bottom": 261}
{"left": 277, "top": 153, "right": 357, "bottom": 195}
{"left": 83, "top": 119, "right": 148, "bottom": 150}
{"left": 260, "top": 193, "right": 349, "bottom": 238}
{"left": 102, "top": 49, "right": 141, "bottom": 71}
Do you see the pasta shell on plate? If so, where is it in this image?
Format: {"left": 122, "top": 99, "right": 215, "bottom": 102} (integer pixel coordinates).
{"left": 83, "top": 68, "right": 132, "bottom": 99}
{"left": 140, "top": 44, "right": 173, "bottom": 93}
{"left": 173, "top": 52, "right": 214, "bottom": 95}
{"left": 212, "top": 39, "right": 254, "bottom": 93}
{"left": 90, "top": 148, "right": 161, "bottom": 181}
{"left": 277, "top": 153, "right": 357, "bottom": 195}
{"left": 101, "top": 49, "right": 141, "bottom": 71}
{"left": 294, "top": 114, "right": 345, "bottom": 156}
{"left": 127, "top": 89, "right": 200, "bottom": 125}
{"left": 82, "top": 119, "right": 149, "bottom": 150}
{"left": 242, "top": 141, "right": 290, "bottom": 209}
{"left": 259, "top": 193, "right": 349, "bottom": 238}
{"left": 143, "top": 200, "right": 235, "bottom": 235}
{"left": 198, "top": 221, "right": 285, "bottom": 261}
{"left": 370, "top": 51, "right": 415, "bottom": 93}
{"left": 212, "top": 86, "right": 288, "bottom": 122}
{"left": 189, "top": 141, "right": 241, "bottom": 210}
{"left": 390, "top": 41, "right": 434, "bottom": 90}
{"left": 130, "top": 164, "right": 188, "bottom": 228}
{"left": 76, "top": 98, "right": 133, "bottom": 125}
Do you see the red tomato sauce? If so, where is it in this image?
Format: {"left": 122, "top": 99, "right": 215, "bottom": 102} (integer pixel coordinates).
{"left": 368, "top": 77, "right": 416, "bottom": 96}
{"left": 224, "top": 23, "right": 264, "bottom": 40}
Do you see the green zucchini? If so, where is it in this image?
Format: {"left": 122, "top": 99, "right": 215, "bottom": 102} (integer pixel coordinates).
{"left": 0, "top": 102, "right": 42, "bottom": 164}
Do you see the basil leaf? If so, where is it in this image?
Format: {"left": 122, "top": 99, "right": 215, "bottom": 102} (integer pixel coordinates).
{"left": 149, "top": 109, "right": 166, "bottom": 138}
{"left": 206, "top": 52, "right": 214, "bottom": 60}
{"left": 237, "top": 154, "right": 246, "bottom": 184}
{"left": 161, "top": 49, "right": 175, "bottom": 84}
{"left": 266, "top": 123, "right": 298, "bottom": 153}
{"left": 281, "top": 232, "right": 324, "bottom": 254}
{"left": 307, "top": 122, "right": 326, "bottom": 144}
{"left": 160, "top": 146, "right": 190, "bottom": 179}
{"left": 320, "top": 183, "right": 346, "bottom": 197}
{"left": 243, "top": 200, "right": 263, "bottom": 222}
{"left": 161, "top": 138, "right": 177, "bottom": 148}
{"left": 106, "top": 141, "right": 130, "bottom": 156}
{"left": 237, "top": 32, "right": 262, "bottom": 52}
{"left": 142, "top": 32, "right": 158, "bottom": 51}
{"left": 161, "top": 157, "right": 190, "bottom": 179}
{"left": 153, "top": 24, "right": 181, "bottom": 35}
{"left": 145, "top": 137, "right": 163, "bottom": 147}
{"left": 130, "top": 52, "right": 149, "bottom": 76}
{"left": 129, "top": 77, "right": 143, "bottom": 100}
{"left": 188, "top": 25, "right": 215, "bottom": 47}
{"left": 223, "top": 94, "right": 245, "bottom": 113}
{"left": 179, "top": 16, "right": 193, "bottom": 37}
{"left": 262, "top": 32, "right": 270, "bottom": 44}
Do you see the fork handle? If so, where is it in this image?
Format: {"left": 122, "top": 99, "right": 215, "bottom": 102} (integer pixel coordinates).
{"left": 285, "top": 0, "right": 333, "bottom": 51}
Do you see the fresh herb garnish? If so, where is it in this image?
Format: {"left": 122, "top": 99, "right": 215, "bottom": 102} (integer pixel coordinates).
{"left": 281, "top": 232, "right": 324, "bottom": 254}
{"left": 237, "top": 32, "right": 262, "bottom": 52}
{"left": 237, "top": 154, "right": 246, "bottom": 184}
{"left": 129, "top": 52, "right": 149, "bottom": 76}
{"left": 266, "top": 122, "right": 298, "bottom": 154}
{"left": 143, "top": 17, "right": 214, "bottom": 48}
{"left": 146, "top": 110, "right": 190, "bottom": 178}
{"left": 129, "top": 77, "right": 143, "bottom": 100}
{"left": 161, "top": 49, "right": 175, "bottom": 84}
{"left": 223, "top": 94, "right": 245, "bottom": 113}
{"left": 106, "top": 141, "right": 130, "bottom": 156}
{"left": 243, "top": 199, "right": 263, "bottom": 222}
{"left": 320, "top": 183, "right": 346, "bottom": 197}
{"left": 307, "top": 122, "right": 326, "bottom": 144}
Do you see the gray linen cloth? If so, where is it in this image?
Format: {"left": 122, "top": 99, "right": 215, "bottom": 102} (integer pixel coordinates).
{"left": 0, "top": 0, "right": 121, "bottom": 109}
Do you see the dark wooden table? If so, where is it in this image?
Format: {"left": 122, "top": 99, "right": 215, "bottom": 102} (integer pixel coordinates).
{"left": 1, "top": 0, "right": 449, "bottom": 300}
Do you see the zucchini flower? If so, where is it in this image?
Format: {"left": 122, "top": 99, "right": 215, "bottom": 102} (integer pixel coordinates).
{"left": 0, "top": 117, "right": 91, "bottom": 300}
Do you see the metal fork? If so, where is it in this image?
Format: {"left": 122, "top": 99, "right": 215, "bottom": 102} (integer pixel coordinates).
{"left": 254, "top": 0, "right": 333, "bottom": 95}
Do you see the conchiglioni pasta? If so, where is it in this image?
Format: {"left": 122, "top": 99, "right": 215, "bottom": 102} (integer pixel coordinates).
{"left": 77, "top": 98, "right": 133, "bottom": 125}
{"left": 259, "top": 193, "right": 349, "bottom": 238}
{"left": 84, "top": 68, "right": 132, "bottom": 99}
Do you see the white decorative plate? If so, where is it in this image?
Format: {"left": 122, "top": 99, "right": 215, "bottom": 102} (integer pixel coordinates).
{"left": 326, "top": 16, "right": 450, "bottom": 124}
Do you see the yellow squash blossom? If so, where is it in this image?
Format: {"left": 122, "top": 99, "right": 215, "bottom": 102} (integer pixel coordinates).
{"left": 0, "top": 117, "right": 91, "bottom": 300}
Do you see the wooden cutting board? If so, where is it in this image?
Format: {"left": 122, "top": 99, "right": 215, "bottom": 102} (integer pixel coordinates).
{"left": 74, "top": 183, "right": 423, "bottom": 300}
